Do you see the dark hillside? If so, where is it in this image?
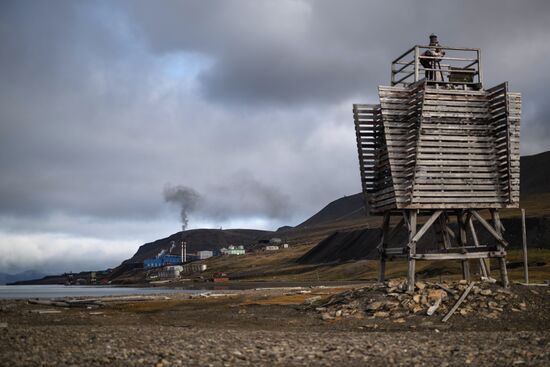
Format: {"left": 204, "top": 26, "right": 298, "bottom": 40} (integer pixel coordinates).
{"left": 297, "top": 193, "right": 365, "bottom": 228}
{"left": 298, "top": 215, "right": 550, "bottom": 265}
{"left": 295, "top": 151, "right": 550, "bottom": 231}
{"left": 520, "top": 151, "right": 550, "bottom": 195}
{"left": 124, "top": 228, "right": 273, "bottom": 264}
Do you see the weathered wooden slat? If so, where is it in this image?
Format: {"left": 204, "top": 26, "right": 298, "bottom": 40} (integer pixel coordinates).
{"left": 423, "top": 99, "right": 488, "bottom": 107}
{"left": 424, "top": 89, "right": 487, "bottom": 96}
{"left": 361, "top": 81, "right": 521, "bottom": 210}
{"left": 423, "top": 105, "right": 489, "bottom": 113}
{"left": 411, "top": 197, "right": 507, "bottom": 203}
{"left": 412, "top": 251, "right": 505, "bottom": 260}
{"left": 411, "top": 192, "right": 506, "bottom": 198}
{"left": 400, "top": 203, "right": 510, "bottom": 209}
{"left": 414, "top": 184, "right": 518, "bottom": 191}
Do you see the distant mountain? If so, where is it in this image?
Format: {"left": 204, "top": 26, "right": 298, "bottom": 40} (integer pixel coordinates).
{"left": 0, "top": 270, "right": 46, "bottom": 285}
{"left": 520, "top": 151, "right": 550, "bottom": 195}
{"left": 112, "top": 151, "right": 549, "bottom": 279}
{"left": 295, "top": 151, "right": 550, "bottom": 229}
{"left": 296, "top": 193, "right": 366, "bottom": 228}
{"left": 298, "top": 215, "right": 550, "bottom": 265}
{"left": 124, "top": 228, "right": 274, "bottom": 264}
{"left": 108, "top": 228, "right": 274, "bottom": 280}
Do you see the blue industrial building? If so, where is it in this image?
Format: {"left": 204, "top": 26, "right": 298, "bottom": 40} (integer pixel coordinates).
{"left": 144, "top": 255, "right": 181, "bottom": 268}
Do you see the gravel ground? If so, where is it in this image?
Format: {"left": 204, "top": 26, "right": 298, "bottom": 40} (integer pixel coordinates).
{"left": 0, "top": 284, "right": 548, "bottom": 366}
{"left": 1, "top": 325, "right": 548, "bottom": 366}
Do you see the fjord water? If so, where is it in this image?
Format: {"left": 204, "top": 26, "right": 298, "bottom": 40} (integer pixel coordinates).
{"left": 0, "top": 284, "right": 200, "bottom": 299}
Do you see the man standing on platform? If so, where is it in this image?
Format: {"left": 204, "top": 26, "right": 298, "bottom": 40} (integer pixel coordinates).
{"left": 420, "top": 34, "right": 446, "bottom": 81}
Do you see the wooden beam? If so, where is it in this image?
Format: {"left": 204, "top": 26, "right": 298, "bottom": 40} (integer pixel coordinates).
{"left": 471, "top": 210, "right": 508, "bottom": 247}
{"left": 491, "top": 209, "right": 510, "bottom": 288}
{"left": 521, "top": 208, "right": 529, "bottom": 284}
{"left": 387, "top": 216, "right": 405, "bottom": 241}
{"left": 440, "top": 214, "right": 452, "bottom": 249}
{"left": 414, "top": 46, "right": 419, "bottom": 83}
{"left": 412, "top": 251, "right": 506, "bottom": 260}
{"left": 410, "top": 210, "right": 442, "bottom": 244}
{"left": 468, "top": 216, "right": 489, "bottom": 278}
{"left": 385, "top": 247, "right": 407, "bottom": 255}
{"left": 378, "top": 212, "right": 391, "bottom": 283}
{"left": 442, "top": 282, "right": 475, "bottom": 323}
{"left": 407, "top": 210, "right": 417, "bottom": 292}
{"left": 457, "top": 212, "right": 470, "bottom": 281}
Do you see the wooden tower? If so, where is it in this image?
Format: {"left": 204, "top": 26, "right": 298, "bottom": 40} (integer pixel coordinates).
{"left": 352, "top": 41, "right": 521, "bottom": 290}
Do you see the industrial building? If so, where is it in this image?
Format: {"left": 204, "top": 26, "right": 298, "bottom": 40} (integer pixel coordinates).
{"left": 220, "top": 245, "right": 245, "bottom": 255}
{"left": 197, "top": 250, "right": 213, "bottom": 260}
{"left": 269, "top": 238, "right": 282, "bottom": 245}
{"left": 158, "top": 265, "right": 183, "bottom": 278}
{"left": 144, "top": 254, "right": 181, "bottom": 268}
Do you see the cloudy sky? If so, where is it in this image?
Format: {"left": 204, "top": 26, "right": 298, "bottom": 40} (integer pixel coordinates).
{"left": 1, "top": 0, "right": 549, "bottom": 274}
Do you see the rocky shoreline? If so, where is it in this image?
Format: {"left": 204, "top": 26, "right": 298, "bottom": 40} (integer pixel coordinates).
{"left": 0, "top": 281, "right": 548, "bottom": 366}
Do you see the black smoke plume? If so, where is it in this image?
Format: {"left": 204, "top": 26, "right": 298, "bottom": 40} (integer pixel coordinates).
{"left": 163, "top": 185, "right": 201, "bottom": 230}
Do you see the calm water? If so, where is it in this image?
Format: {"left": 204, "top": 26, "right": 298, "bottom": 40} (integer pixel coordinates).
{"left": 0, "top": 285, "right": 201, "bottom": 300}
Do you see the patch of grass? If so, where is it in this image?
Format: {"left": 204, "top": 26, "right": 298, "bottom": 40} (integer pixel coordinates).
{"left": 114, "top": 300, "right": 184, "bottom": 313}
{"left": 501, "top": 193, "right": 550, "bottom": 218}
{"left": 239, "top": 294, "right": 311, "bottom": 306}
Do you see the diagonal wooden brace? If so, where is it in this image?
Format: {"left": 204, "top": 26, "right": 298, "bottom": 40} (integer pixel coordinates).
{"left": 409, "top": 210, "right": 442, "bottom": 245}
{"left": 471, "top": 210, "right": 509, "bottom": 247}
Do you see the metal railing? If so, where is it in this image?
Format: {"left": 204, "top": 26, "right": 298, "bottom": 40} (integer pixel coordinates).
{"left": 391, "top": 45, "right": 482, "bottom": 87}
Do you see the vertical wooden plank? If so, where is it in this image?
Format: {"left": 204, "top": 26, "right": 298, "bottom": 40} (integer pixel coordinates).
{"left": 407, "top": 210, "right": 417, "bottom": 292}
{"left": 521, "top": 209, "right": 529, "bottom": 284}
{"left": 462, "top": 259, "right": 471, "bottom": 281}
{"left": 468, "top": 215, "right": 489, "bottom": 278}
{"left": 492, "top": 209, "right": 509, "bottom": 288}
{"left": 457, "top": 212, "right": 470, "bottom": 280}
{"left": 504, "top": 82, "right": 513, "bottom": 204}
{"left": 378, "top": 212, "right": 391, "bottom": 283}
{"left": 414, "top": 46, "right": 419, "bottom": 83}
{"left": 440, "top": 213, "right": 452, "bottom": 249}
{"left": 477, "top": 49, "right": 483, "bottom": 85}
{"left": 391, "top": 60, "right": 395, "bottom": 86}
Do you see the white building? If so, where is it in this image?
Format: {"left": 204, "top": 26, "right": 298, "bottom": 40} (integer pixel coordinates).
{"left": 220, "top": 245, "right": 246, "bottom": 255}
{"left": 197, "top": 250, "right": 213, "bottom": 260}
{"left": 158, "top": 265, "right": 183, "bottom": 279}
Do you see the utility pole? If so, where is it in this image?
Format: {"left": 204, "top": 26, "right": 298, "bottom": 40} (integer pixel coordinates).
{"left": 522, "top": 209, "right": 529, "bottom": 284}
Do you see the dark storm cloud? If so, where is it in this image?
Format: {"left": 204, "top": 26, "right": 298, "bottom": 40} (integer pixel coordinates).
{"left": 1, "top": 0, "right": 549, "bottom": 273}
{"left": 121, "top": 0, "right": 550, "bottom": 107}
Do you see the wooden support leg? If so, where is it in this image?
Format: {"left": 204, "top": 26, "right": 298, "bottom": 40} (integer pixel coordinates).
{"left": 521, "top": 208, "right": 529, "bottom": 284}
{"left": 468, "top": 216, "right": 488, "bottom": 278}
{"left": 457, "top": 212, "right": 470, "bottom": 281}
{"left": 498, "top": 259, "right": 510, "bottom": 287}
{"left": 378, "top": 212, "right": 391, "bottom": 283}
{"left": 407, "top": 210, "right": 417, "bottom": 292}
{"left": 436, "top": 212, "right": 452, "bottom": 250}
{"left": 491, "top": 209, "right": 509, "bottom": 288}
{"left": 462, "top": 260, "right": 471, "bottom": 280}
